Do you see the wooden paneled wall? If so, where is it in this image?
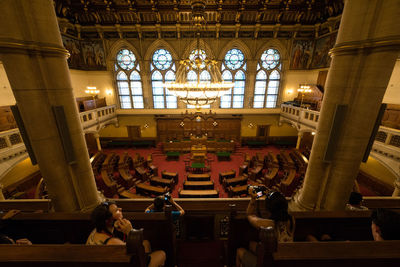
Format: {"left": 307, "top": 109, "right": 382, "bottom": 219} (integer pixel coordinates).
{"left": 156, "top": 113, "right": 241, "bottom": 142}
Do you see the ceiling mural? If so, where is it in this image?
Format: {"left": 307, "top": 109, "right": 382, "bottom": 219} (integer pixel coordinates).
{"left": 55, "top": 0, "right": 344, "bottom": 40}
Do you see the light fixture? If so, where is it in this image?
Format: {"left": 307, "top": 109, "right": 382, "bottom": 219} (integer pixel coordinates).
{"left": 143, "top": 123, "right": 149, "bottom": 129}
{"left": 297, "top": 84, "right": 312, "bottom": 108}
{"left": 311, "top": 131, "right": 316, "bottom": 135}
{"left": 248, "top": 123, "right": 254, "bottom": 129}
{"left": 162, "top": 1, "right": 234, "bottom": 108}
{"left": 180, "top": 121, "right": 185, "bottom": 127}
{"left": 106, "top": 89, "right": 113, "bottom": 96}
{"left": 212, "top": 121, "right": 218, "bottom": 127}
{"left": 85, "top": 86, "right": 99, "bottom": 95}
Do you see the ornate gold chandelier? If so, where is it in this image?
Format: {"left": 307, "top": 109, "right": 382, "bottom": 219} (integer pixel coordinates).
{"left": 163, "top": 1, "right": 234, "bottom": 107}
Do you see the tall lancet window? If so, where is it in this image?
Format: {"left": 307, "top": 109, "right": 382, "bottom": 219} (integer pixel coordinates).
{"left": 220, "top": 48, "right": 246, "bottom": 108}
{"left": 151, "top": 49, "right": 177, "bottom": 109}
{"left": 253, "top": 49, "right": 281, "bottom": 108}
{"left": 115, "top": 49, "right": 144, "bottom": 109}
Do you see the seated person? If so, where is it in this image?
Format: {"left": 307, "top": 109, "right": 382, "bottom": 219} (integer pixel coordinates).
{"left": 145, "top": 193, "right": 185, "bottom": 222}
{"left": 371, "top": 208, "right": 400, "bottom": 241}
{"left": 0, "top": 234, "right": 32, "bottom": 245}
{"left": 346, "top": 192, "right": 368, "bottom": 211}
{"left": 87, "top": 201, "right": 165, "bottom": 267}
{"left": 236, "top": 187, "right": 295, "bottom": 267}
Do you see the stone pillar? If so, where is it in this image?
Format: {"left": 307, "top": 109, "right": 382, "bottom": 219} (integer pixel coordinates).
{"left": 296, "top": 132, "right": 303, "bottom": 149}
{"left": 94, "top": 133, "right": 102, "bottom": 151}
{"left": 0, "top": 0, "right": 101, "bottom": 211}
{"left": 290, "top": 0, "right": 400, "bottom": 211}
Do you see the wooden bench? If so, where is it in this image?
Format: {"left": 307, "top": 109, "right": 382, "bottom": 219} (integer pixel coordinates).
{"left": 249, "top": 165, "right": 263, "bottom": 181}
{"left": 150, "top": 176, "right": 174, "bottom": 189}
{"left": 223, "top": 175, "right": 248, "bottom": 188}
{"left": 183, "top": 181, "right": 214, "bottom": 190}
{"left": 0, "top": 199, "right": 51, "bottom": 212}
{"left": 219, "top": 170, "right": 236, "bottom": 183}
{"left": 257, "top": 227, "right": 400, "bottom": 267}
{"left": 0, "top": 229, "right": 146, "bottom": 267}
{"left": 187, "top": 173, "right": 211, "bottom": 181}
{"left": 178, "top": 189, "right": 219, "bottom": 198}
{"left": 227, "top": 184, "right": 249, "bottom": 197}
{"left": 135, "top": 183, "right": 168, "bottom": 196}
{"left": 228, "top": 208, "right": 375, "bottom": 267}
{"left": 0, "top": 211, "right": 176, "bottom": 267}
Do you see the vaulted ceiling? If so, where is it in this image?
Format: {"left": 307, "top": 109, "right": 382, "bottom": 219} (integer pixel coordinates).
{"left": 54, "top": 0, "right": 344, "bottom": 39}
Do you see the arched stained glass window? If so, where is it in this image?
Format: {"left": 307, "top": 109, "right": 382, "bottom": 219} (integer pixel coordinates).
{"left": 115, "top": 49, "right": 143, "bottom": 109}
{"left": 151, "top": 49, "right": 176, "bottom": 109}
{"left": 254, "top": 49, "right": 281, "bottom": 108}
{"left": 220, "top": 48, "right": 246, "bottom": 108}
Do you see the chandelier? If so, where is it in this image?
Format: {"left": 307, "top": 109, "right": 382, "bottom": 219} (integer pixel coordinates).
{"left": 163, "top": 1, "right": 234, "bottom": 107}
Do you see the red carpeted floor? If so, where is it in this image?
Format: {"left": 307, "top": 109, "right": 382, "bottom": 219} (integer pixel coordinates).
{"left": 102, "top": 144, "right": 282, "bottom": 198}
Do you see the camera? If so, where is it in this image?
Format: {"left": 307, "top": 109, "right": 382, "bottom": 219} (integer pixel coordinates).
{"left": 164, "top": 192, "right": 171, "bottom": 201}
{"left": 247, "top": 185, "right": 267, "bottom": 198}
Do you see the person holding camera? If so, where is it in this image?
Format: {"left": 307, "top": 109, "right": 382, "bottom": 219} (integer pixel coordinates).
{"left": 87, "top": 201, "right": 166, "bottom": 267}
{"left": 236, "top": 186, "right": 295, "bottom": 267}
{"left": 145, "top": 193, "right": 185, "bottom": 222}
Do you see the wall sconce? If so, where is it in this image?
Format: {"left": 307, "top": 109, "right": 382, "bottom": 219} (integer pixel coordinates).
{"left": 106, "top": 89, "right": 113, "bottom": 96}
{"left": 212, "top": 121, "right": 218, "bottom": 127}
{"left": 286, "top": 89, "right": 294, "bottom": 95}
{"left": 143, "top": 123, "right": 149, "bottom": 129}
{"left": 311, "top": 131, "right": 316, "bottom": 135}
{"left": 180, "top": 121, "right": 185, "bottom": 127}
{"left": 248, "top": 123, "right": 254, "bottom": 129}
{"left": 85, "top": 86, "right": 99, "bottom": 95}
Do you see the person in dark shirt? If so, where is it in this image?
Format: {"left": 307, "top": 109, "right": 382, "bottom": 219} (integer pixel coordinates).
{"left": 145, "top": 193, "right": 185, "bottom": 222}
{"left": 371, "top": 208, "right": 400, "bottom": 241}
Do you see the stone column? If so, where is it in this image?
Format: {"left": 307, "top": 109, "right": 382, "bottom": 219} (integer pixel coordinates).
{"left": 295, "top": 132, "right": 303, "bottom": 149}
{"left": 0, "top": 0, "right": 100, "bottom": 211}
{"left": 94, "top": 133, "right": 102, "bottom": 151}
{"left": 290, "top": 0, "right": 400, "bottom": 211}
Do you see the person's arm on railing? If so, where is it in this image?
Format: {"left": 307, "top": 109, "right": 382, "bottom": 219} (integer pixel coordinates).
{"left": 170, "top": 197, "right": 185, "bottom": 216}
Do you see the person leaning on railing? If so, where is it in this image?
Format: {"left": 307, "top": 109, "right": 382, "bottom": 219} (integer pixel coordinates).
{"left": 236, "top": 186, "right": 295, "bottom": 267}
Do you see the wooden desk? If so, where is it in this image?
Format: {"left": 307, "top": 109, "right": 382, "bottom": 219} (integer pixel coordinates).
{"left": 191, "top": 152, "right": 207, "bottom": 162}
{"left": 150, "top": 176, "right": 174, "bottom": 188}
{"left": 190, "top": 162, "right": 207, "bottom": 173}
{"left": 187, "top": 173, "right": 211, "bottom": 181}
{"left": 249, "top": 165, "right": 263, "bottom": 180}
{"left": 191, "top": 145, "right": 207, "bottom": 153}
{"left": 161, "top": 171, "right": 178, "bottom": 183}
{"left": 135, "top": 166, "right": 148, "bottom": 181}
{"left": 219, "top": 170, "right": 236, "bottom": 183}
{"left": 166, "top": 151, "right": 180, "bottom": 160}
{"left": 228, "top": 184, "right": 248, "bottom": 197}
{"left": 223, "top": 176, "right": 248, "bottom": 188}
{"left": 217, "top": 152, "right": 231, "bottom": 161}
{"left": 136, "top": 183, "right": 167, "bottom": 196}
{"left": 183, "top": 181, "right": 214, "bottom": 190}
{"left": 178, "top": 189, "right": 219, "bottom": 198}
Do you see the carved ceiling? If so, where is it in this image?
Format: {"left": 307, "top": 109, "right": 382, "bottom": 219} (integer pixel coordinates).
{"left": 54, "top": 0, "right": 344, "bottom": 39}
